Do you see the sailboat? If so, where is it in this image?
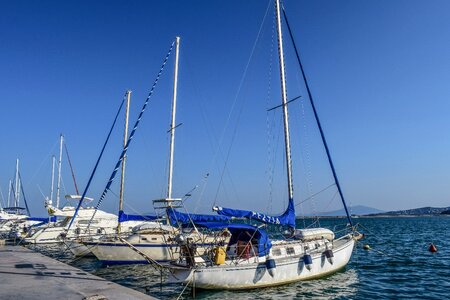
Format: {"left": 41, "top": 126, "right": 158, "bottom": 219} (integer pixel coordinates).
{"left": 84, "top": 37, "right": 217, "bottom": 264}
{"left": 24, "top": 135, "right": 143, "bottom": 245}
{"left": 67, "top": 91, "right": 157, "bottom": 257}
{"left": 0, "top": 159, "right": 42, "bottom": 238}
{"left": 167, "top": 0, "right": 358, "bottom": 289}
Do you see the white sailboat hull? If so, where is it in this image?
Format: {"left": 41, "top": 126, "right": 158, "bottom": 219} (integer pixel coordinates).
{"left": 169, "top": 235, "right": 355, "bottom": 290}
{"left": 87, "top": 241, "right": 178, "bottom": 264}
{"left": 24, "top": 226, "right": 67, "bottom": 244}
{"left": 66, "top": 240, "right": 95, "bottom": 257}
{"left": 87, "top": 228, "right": 219, "bottom": 264}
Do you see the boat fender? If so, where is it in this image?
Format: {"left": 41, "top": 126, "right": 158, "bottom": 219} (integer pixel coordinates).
{"left": 214, "top": 246, "right": 226, "bottom": 265}
{"left": 303, "top": 254, "right": 313, "bottom": 271}
{"left": 429, "top": 243, "right": 437, "bottom": 253}
{"left": 324, "top": 249, "right": 334, "bottom": 264}
{"left": 175, "top": 234, "right": 187, "bottom": 245}
{"left": 266, "top": 256, "right": 276, "bottom": 277}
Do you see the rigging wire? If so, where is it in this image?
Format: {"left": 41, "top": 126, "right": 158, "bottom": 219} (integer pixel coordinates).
{"left": 212, "top": 0, "right": 273, "bottom": 207}
{"left": 322, "top": 190, "right": 340, "bottom": 214}
{"left": 299, "top": 97, "right": 319, "bottom": 226}
{"left": 265, "top": 7, "right": 276, "bottom": 215}
{"left": 282, "top": 4, "right": 354, "bottom": 227}
{"left": 60, "top": 177, "right": 67, "bottom": 205}
{"left": 294, "top": 183, "right": 336, "bottom": 207}
{"left": 194, "top": 173, "right": 210, "bottom": 212}
{"left": 180, "top": 56, "right": 222, "bottom": 205}
{"left": 64, "top": 142, "right": 79, "bottom": 195}
{"left": 84, "top": 41, "right": 176, "bottom": 230}
{"left": 28, "top": 138, "right": 60, "bottom": 185}
{"left": 0, "top": 186, "right": 5, "bottom": 208}
{"left": 67, "top": 93, "right": 126, "bottom": 231}
{"left": 36, "top": 184, "right": 46, "bottom": 201}
{"left": 18, "top": 172, "right": 31, "bottom": 216}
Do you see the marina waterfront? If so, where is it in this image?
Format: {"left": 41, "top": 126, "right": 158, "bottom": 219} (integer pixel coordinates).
{"left": 2, "top": 1, "right": 450, "bottom": 298}
{"left": 30, "top": 216, "right": 450, "bottom": 299}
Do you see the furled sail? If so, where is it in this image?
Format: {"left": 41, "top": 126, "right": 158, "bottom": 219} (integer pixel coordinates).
{"left": 26, "top": 216, "right": 57, "bottom": 223}
{"left": 213, "top": 198, "right": 296, "bottom": 228}
{"left": 118, "top": 210, "right": 158, "bottom": 222}
{"left": 167, "top": 208, "right": 230, "bottom": 226}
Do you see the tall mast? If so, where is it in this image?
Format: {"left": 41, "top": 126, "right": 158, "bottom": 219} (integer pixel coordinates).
{"left": 0, "top": 187, "right": 6, "bottom": 211}
{"left": 275, "top": 0, "right": 294, "bottom": 202}
{"left": 118, "top": 90, "right": 131, "bottom": 235}
{"left": 167, "top": 36, "right": 180, "bottom": 200}
{"left": 15, "top": 159, "right": 20, "bottom": 207}
{"left": 56, "top": 134, "right": 64, "bottom": 208}
{"left": 0, "top": 186, "right": 4, "bottom": 210}
{"left": 50, "top": 155, "right": 56, "bottom": 206}
{"left": 17, "top": 176, "right": 21, "bottom": 209}
{"left": 7, "top": 179, "right": 12, "bottom": 207}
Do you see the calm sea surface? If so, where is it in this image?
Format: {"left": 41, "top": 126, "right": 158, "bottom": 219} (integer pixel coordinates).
{"left": 31, "top": 217, "right": 450, "bottom": 299}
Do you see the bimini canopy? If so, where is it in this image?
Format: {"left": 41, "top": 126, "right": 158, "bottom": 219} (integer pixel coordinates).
{"left": 213, "top": 198, "right": 296, "bottom": 228}
{"left": 195, "top": 222, "right": 272, "bottom": 257}
{"left": 118, "top": 210, "right": 158, "bottom": 222}
{"left": 167, "top": 208, "right": 230, "bottom": 226}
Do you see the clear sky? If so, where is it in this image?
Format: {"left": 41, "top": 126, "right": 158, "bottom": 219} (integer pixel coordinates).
{"left": 1, "top": 0, "right": 450, "bottom": 217}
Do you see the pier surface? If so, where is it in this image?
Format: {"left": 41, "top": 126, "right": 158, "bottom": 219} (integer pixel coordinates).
{"left": 0, "top": 245, "right": 157, "bottom": 300}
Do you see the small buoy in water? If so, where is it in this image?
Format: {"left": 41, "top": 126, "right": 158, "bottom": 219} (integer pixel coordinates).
{"left": 363, "top": 244, "right": 371, "bottom": 250}
{"left": 429, "top": 243, "right": 437, "bottom": 253}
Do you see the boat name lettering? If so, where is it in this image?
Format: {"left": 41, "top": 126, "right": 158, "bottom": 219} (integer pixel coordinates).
{"left": 251, "top": 212, "right": 280, "bottom": 224}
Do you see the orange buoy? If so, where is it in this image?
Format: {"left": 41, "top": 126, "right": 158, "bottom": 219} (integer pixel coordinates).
{"left": 429, "top": 243, "right": 437, "bottom": 253}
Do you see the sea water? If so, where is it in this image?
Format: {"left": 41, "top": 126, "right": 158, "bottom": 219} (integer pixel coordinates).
{"left": 33, "top": 217, "right": 450, "bottom": 299}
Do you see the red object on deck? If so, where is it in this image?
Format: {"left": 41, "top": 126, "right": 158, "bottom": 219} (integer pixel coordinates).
{"left": 429, "top": 243, "right": 437, "bottom": 253}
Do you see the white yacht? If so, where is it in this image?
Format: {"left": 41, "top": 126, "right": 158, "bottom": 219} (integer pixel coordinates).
{"left": 0, "top": 209, "right": 29, "bottom": 237}
{"left": 167, "top": 0, "right": 358, "bottom": 289}
{"left": 24, "top": 197, "right": 120, "bottom": 244}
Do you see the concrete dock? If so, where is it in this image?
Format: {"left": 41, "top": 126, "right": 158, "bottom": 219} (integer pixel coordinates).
{"left": 0, "top": 245, "right": 157, "bottom": 300}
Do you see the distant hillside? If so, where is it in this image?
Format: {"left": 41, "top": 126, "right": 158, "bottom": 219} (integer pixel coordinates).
{"left": 304, "top": 205, "right": 384, "bottom": 217}
{"left": 442, "top": 210, "right": 450, "bottom": 215}
{"left": 367, "top": 206, "right": 450, "bottom": 216}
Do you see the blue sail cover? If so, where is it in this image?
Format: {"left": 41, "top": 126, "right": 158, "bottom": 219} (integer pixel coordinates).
{"left": 26, "top": 216, "right": 57, "bottom": 223}
{"left": 167, "top": 208, "right": 230, "bottom": 226}
{"left": 118, "top": 210, "right": 158, "bottom": 222}
{"left": 214, "top": 198, "right": 296, "bottom": 228}
{"left": 195, "top": 222, "right": 272, "bottom": 257}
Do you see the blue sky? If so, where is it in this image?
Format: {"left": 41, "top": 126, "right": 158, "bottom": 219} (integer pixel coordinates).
{"left": 1, "top": 0, "right": 450, "bottom": 217}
